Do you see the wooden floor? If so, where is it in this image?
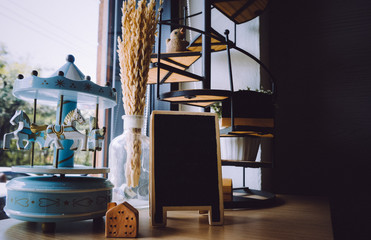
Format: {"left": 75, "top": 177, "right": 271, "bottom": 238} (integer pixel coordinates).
{"left": 0, "top": 195, "right": 333, "bottom": 240}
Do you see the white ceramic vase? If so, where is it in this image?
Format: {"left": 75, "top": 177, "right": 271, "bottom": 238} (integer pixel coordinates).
{"left": 220, "top": 136, "right": 261, "bottom": 161}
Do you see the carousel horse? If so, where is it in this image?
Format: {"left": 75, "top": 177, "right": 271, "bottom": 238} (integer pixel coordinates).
{"left": 2, "top": 110, "right": 46, "bottom": 150}
{"left": 44, "top": 108, "right": 87, "bottom": 151}
{"left": 87, "top": 116, "right": 106, "bottom": 151}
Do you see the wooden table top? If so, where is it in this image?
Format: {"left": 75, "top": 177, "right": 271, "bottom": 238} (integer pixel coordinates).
{"left": 0, "top": 195, "right": 333, "bottom": 240}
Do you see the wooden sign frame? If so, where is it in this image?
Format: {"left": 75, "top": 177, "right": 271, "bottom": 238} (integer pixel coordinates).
{"left": 150, "top": 111, "right": 224, "bottom": 227}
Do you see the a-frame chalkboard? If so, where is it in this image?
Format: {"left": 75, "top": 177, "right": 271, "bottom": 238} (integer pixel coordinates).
{"left": 150, "top": 111, "right": 224, "bottom": 226}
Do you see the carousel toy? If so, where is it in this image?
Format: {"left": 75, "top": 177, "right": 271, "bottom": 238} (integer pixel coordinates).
{"left": 2, "top": 55, "right": 116, "bottom": 231}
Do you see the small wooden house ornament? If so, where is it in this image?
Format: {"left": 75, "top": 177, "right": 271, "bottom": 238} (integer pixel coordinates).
{"left": 105, "top": 201, "right": 139, "bottom": 238}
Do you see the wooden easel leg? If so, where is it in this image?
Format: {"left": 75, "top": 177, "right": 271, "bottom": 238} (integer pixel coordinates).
{"left": 209, "top": 205, "right": 223, "bottom": 226}
{"left": 152, "top": 208, "right": 166, "bottom": 227}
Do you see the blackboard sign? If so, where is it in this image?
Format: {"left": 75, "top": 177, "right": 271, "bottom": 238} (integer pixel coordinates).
{"left": 150, "top": 111, "right": 224, "bottom": 226}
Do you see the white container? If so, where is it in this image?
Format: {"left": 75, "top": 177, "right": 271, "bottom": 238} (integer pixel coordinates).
{"left": 220, "top": 136, "right": 261, "bottom": 161}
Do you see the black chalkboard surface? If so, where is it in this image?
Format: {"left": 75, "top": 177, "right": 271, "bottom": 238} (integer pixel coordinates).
{"left": 150, "top": 111, "right": 224, "bottom": 226}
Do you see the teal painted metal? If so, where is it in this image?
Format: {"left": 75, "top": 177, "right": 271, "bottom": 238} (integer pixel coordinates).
{"left": 12, "top": 55, "right": 116, "bottom": 109}
{"left": 5, "top": 176, "right": 113, "bottom": 222}
{"left": 54, "top": 99, "right": 77, "bottom": 168}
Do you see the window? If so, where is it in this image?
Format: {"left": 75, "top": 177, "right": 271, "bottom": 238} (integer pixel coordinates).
{"left": 0, "top": 0, "right": 100, "bottom": 166}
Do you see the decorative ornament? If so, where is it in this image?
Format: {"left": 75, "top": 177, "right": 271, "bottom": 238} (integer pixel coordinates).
{"left": 166, "top": 28, "right": 189, "bottom": 52}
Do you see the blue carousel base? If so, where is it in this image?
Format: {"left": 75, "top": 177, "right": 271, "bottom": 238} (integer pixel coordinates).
{"left": 4, "top": 176, "right": 113, "bottom": 222}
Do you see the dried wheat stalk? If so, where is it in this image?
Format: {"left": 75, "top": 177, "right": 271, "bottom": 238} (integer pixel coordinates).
{"left": 117, "top": 0, "right": 161, "bottom": 187}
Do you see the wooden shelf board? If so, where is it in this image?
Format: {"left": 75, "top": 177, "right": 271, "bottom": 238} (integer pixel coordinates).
{"left": 220, "top": 126, "right": 274, "bottom": 138}
{"left": 160, "top": 89, "right": 230, "bottom": 107}
{"left": 221, "top": 159, "right": 272, "bottom": 168}
{"left": 150, "top": 54, "right": 201, "bottom": 69}
{"left": 221, "top": 117, "right": 274, "bottom": 128}
{"left": 148, "top": 52, "right": 201, "bottom": 84}
{"left": 185, "top": 101, "right": 217, "bottom": 107}
{"left": 148, "top": 68, "right": 169, "bottom": 84}
{"left": 165, "top": 73, "right": 202, "bottom": 83}
{"left": 212, "top": 0, "right": 269, "bottom": 24}
{"left": 222, "top": 131, "right": 274, "bottom": 138}
{"left": 187, "top": 32, "right": 227, "bottom": 52}
{"left": 148, "top": 68, "right": 201, "bottom": 84}
{"left": 151, "top": 51, "right": 201, "bottom": 58}
{"left": 163, "top": 95, "right": 228, "bottom": 101}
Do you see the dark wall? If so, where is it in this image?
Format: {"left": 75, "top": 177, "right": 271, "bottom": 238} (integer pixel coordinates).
{"left": 262, "top": 1, "right": 371, "bottom": 239}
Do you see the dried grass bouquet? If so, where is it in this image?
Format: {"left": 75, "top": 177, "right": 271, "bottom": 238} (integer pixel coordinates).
{"left": 117, "top": 0, "right": 161, "bottom": 187}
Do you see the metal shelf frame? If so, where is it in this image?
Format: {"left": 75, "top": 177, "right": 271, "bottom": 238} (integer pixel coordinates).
{"left": 152, "top": 0, "right": 276, "bottom": 209}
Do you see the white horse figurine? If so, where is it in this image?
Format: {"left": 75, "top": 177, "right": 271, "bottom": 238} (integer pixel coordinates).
{"left": 87, "top": 116, "right": 106, "bottom": 151}
{"left": 44, "top": 108, "right": 87, "bottom": 151}
{"left": 2, "top": 110, "right": 45, "bottom": 150}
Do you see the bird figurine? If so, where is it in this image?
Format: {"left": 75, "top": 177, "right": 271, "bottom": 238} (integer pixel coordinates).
{"left": 166, "top": 28, "right": 189, "bottom": 52}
